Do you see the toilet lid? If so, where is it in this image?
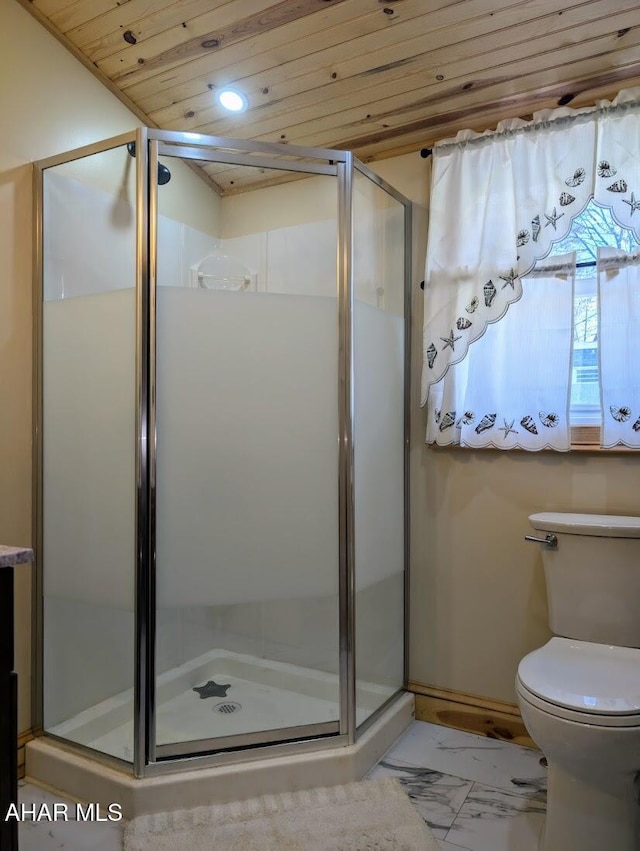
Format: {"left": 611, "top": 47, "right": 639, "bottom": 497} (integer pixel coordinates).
{"left": 518, "top": 638, "right": 640, "bottom": 715}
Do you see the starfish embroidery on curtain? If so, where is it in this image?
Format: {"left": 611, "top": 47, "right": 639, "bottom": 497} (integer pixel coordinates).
{"left": 440, "top": 329, "right": 462, "bottom": 351}
{"left": 499, "top": 269, "right": 518, "bottom": 289}
{"left": 544, "top": 207, "right": 564, "bottom": 229}
{"left": 623, "top": 193, "right": 640, "bottom": 216}
{"left": 499, "top": 419, "right": 518, "bottom": 438}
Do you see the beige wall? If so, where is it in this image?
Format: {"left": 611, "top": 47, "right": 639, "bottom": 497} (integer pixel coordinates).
{"left": 374, "top": 153, "right": 640, "bottom": 705}
{"left": 0, "top": 0, "right": 141, "bottom": 734}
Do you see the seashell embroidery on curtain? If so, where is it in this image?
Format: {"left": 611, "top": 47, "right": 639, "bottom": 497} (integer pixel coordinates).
{"left": 457, "top": 411, "right": 475, "bottom": 426}
{"left": 439, "top": 411, "right": 456, "bottom": 431}
{"left": 539, "top": 412, "right": 560, "bottom": 428}
{"left": 475, "top": 413, "right": 497, "bottom": 434}
{"left": 428, "top": 409, "right": 572, "bottom": 446}
{"left": 565, "top": 168, "right": 585, "bottom": 187}
{"left": 531, "top": 215, "right": 541, "bottom": 241}
{"left": 483, "top": 280, "right": 496, "bottom": 307}
{"left": 610, "top": 405, "right": 632, "bottom": 423}
{"left": 598, "top": 160, "right": 617, "bottom": 177}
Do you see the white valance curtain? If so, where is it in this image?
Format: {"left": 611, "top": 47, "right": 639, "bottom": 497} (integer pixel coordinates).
{"left": 421, "top": 87, "right": 640, "bottom": 449}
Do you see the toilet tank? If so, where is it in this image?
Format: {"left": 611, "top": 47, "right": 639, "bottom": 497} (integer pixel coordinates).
{"left": 529, "top": 513, "right": 640, "bottom": 648}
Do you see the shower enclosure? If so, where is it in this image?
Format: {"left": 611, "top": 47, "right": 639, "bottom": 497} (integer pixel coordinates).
{"left": 32, "top": 128, "right": 411, "bottom": 780}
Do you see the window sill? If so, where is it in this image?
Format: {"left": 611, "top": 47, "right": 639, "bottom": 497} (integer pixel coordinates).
{"left": 570, "top": 426, "right": 636, "bottom": 452}
{"left": 570, "top": 425, "right": 600, "bottom": 445}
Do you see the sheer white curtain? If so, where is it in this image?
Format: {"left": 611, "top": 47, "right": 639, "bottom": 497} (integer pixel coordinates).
{"left": 422, "top": 88, "right": 640, "bottom": 449}
{"left": 599, "top": 248, "right": 640, "bottom": 449}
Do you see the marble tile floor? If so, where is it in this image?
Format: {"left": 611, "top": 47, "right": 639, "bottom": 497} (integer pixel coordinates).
{"left": 368, "top": 720, "right": 547, "bottom": 851}
{"left": 17, "top": 720, "right": 546, "bottom": 850}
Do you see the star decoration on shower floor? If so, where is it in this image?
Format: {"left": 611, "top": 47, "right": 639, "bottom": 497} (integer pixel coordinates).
{"left": 544, "top": 207, "right": 564, "bottom": 229}
{"left": 440, "top": 329, "right": 462, "bottom": 351}
{"left": 499, "top": 268, "right": 519, "bottom": 289}
{"left": 623, "top": 192, "right": 640, "bottom": 216}
{"left": 193, "top": 680, "right": 232, "bottom": 699}
{"left": 499, "top": 418, "right": 518, "bottom": 438}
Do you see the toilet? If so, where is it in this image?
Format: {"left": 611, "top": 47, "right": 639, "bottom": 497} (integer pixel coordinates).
{"left": 516, "top": 513, "right": 640, "bottom": 851}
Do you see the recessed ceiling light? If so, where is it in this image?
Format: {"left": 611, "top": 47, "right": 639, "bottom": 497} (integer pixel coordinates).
{"left": 217, "top": 88, "right": 248, "bottom": 113}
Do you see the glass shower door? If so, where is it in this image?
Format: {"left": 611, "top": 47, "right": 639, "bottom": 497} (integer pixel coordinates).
{"left": 40, "top": 145, "right": 137, "bottom": 762}
{"left": 352, "top": 168, "right": 407, "bottom": 727}
{"left": 151, "top": 146, "right": 342, "bottom": 756}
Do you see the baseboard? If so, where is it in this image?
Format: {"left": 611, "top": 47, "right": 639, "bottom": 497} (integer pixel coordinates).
{"left": 18, "top": 729, "right": 35, "bottom": 779}
{"left": 408, "top": 681, "right": 538, "bottom": 749}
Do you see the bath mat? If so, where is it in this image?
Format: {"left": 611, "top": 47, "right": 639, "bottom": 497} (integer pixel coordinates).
{"left": 123, "top": 776, "right": 438, "bottom": 850}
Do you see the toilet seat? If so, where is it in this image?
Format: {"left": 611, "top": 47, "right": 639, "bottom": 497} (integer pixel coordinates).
{"left": 517, "top": 638, "right": 640, "bottom": 725}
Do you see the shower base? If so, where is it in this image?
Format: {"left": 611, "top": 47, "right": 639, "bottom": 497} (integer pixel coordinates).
{"left": 48, "top": 649, "right": 396, "bottom": 762}
{"left": 27, "top": 688, "right": 413, "bottom": 820}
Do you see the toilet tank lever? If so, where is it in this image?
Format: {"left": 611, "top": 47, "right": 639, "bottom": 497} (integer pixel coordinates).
{"left": 524, "top": 533, "right": 558, "bottom": 548}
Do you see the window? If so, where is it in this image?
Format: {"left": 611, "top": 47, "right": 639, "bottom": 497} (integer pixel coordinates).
{"left": 421, "top": 89, "right": 640, "bottom": 451}
{"left": 547, "top": 202, "right": 638, "bottom": 435}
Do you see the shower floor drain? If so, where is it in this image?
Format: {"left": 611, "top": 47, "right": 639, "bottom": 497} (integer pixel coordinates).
{"left": 213, "top": 701, "right": 242, "bottom": 714}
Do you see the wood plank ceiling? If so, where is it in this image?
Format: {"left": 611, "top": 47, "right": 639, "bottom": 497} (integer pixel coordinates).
{"left": 19, "top": 0, "right": 640, "bottom": 194}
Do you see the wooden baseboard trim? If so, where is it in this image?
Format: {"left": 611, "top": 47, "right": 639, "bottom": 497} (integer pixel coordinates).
{"left": 18, "top": 729, "right": 35, "bottom": 779}
{"left": 408, "top": 681, "right": 538, "bottom": 749}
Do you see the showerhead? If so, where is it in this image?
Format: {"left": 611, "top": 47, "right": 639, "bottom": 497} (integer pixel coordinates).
{"left": 126, "top": 142, "right": 171, "bottom": 185}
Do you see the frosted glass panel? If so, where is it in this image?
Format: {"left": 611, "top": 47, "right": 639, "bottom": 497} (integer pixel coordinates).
{"left": 156, "top": 289, "right": 339, "bottom": 606}
{"left": 353, "top": 173, "right": 406, "bottom": 725}
{"left": 41, "top": 150, "right": 136, "bottom": 759}
{"left": 155, "top": 288, "right": 340, "bottom": 744}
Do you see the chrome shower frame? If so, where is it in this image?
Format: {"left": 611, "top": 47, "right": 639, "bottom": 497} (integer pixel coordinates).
{"left": 32, "top": 128, "right": 412, "bottom": 778}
